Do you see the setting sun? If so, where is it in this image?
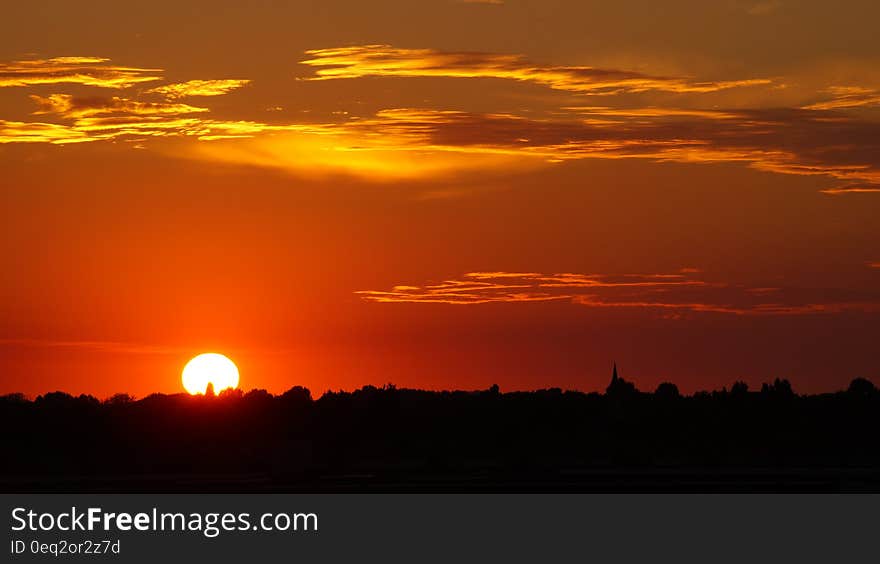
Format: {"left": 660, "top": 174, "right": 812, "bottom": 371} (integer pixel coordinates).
{"left": 182, "top": 353, "right": 240, "bottom": 395}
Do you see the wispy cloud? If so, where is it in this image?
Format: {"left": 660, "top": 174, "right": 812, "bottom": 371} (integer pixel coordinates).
{"left": 0, "top": 56, "right": 161, "bottom": 88}
{"left": 357, "top": 270, "right": 709, "bottom": 305}
{"left": 0, "top": 93, "right": 305, "bottom": 144}
{"left": 4, "top": 100, "right": 880, "bottom": 191}
{"left": 0, "top": 120, "right": 91, "bottom": 144}
{"left": 561, "top": 106, "right": 739, "bottom": 119}
{"left": 0, "top": 116, "right": 303, "bottom": 145}
{"left": 803, "top": 86, "right": 880, "bottom": 110}
{"left": 274, "top": 106, "right": 880, "bottom": 190}
{"left": 299, "top": 45, "right": 771, "bottom": 95}
{"left": 819, "top": 184, "right": 880, "bottom": 195}
{"left": 358, "top": 271, "right": 880, "bottom": 316}
{"left": 147, "top": 79, "right": 250, "bottom": 99}
{"left": 30, "top": 94, "right": 209, "bottom": 118}
{"left": 2, "top": 51, "right": 877, "bottom": 192}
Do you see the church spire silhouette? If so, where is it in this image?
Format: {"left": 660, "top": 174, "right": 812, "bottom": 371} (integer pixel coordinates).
{"left": 606, "top": 361, "right": 636, "bottom": 397}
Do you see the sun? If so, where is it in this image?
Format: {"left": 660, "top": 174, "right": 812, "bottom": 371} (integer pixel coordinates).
{"left": 182, "top": 353, "right": 240, "bottom": 395}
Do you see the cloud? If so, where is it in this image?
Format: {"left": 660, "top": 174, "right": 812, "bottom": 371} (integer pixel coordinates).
{"left": 358, "top": 270, "right": 713, "bottom": 306}
{"left": 561, "top": 106, "right": 739, "bottom": 119}
{"left": 819, "top": 184, "right": 880, "bottom": 195}
{"left": 357, "top": 271, "right": 880, "bottom": 316}
{"left": 146, "top": 79, "right": 251, "bottom": 99}
{"left": 299, "top": 45, "right": 771, "bottom": 95}
{"left": 30, "top": 94, "right": 209, "bottom": 118}
{"left": 0, "top": 93, "right": 304, "bottom": 144}
{"left": 0, "top": 115, "right": 302, "bottom": 145}
{"left": 4, "top": 99, "right": 880, "bottom": 191}
{"left": 263, "top": 106, "right": 880, "bottom": 190}
{"left": 0, "top": 56, "right": 161, "bottom": 88}
{"left": 0, "top": 120, "right": 90, "bottom": 144}
{"left": 2, "top": 51, "right": 877, "bottom": 192}
{"left": 803, "top": 86, "right": 880, "bottom": 110}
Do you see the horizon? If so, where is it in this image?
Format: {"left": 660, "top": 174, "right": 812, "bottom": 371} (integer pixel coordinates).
{"left": 4, "top": 368, "right": 876, "bottom": 402}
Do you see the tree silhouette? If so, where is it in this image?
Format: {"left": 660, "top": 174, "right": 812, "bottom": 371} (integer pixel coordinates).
{"left": 731, "top": 381, "right": 749, "bottom": 397}
{"left": 654, "top": 382, "right": 680, "bottom": 399}
{"left": 761, "top": 378, "right": 794, "bottom": 398}
{"left": 105, "top": 393, "right": 134, "bottom": 406}
{"left": 847, "top": 377, "right": 877, "bottom": 397}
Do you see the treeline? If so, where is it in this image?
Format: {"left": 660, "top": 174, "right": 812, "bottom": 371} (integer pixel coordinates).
{"left": 1, "top": 376, "right": 878, "bottom": 491}
{"left": 4, "top": 375, "right": 877, "bottom": 406}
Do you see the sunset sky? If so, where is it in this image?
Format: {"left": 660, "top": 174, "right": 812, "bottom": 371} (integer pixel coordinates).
{"left": 2, "top": 0, "right": 879, "bottom": 398}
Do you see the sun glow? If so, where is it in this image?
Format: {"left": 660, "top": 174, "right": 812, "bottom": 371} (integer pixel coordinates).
{"left": 182, "top": 353, "right": 239, "bottom": 395}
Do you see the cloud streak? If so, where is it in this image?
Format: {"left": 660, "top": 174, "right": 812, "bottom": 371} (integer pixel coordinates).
{"left": 146, "top": 79, "right": 251, "bottom": 99}
{"left": 0, "top": 116, "right": 302, "bottom": 144}
{"left": 0, "top": 93, "right": 305, "bottom": 144}
{"left": 281, "top": 106, "right": 880, "bottom": 190}
{"left": 0, "top": 56, "right": 161, "bottom": 88}
{"left": 819, "top": 184, "right": 880, "bottom": 195}
{"left": 4, "top": 99, "right": 880, "bottom": 192}
{"left": 803, "top": 86, "right": 880, "bottom": 110}
{"left": 300, "top": 45, "right": 771, "bottom": 95}
{"left": 358, "top": 271, "right": 880, "bottom": 316}
{"left": 2, "top": 51, "right": 877, "bottom": 192}
{"left": 30, "top": 94, "right": 209, "bottom": 118}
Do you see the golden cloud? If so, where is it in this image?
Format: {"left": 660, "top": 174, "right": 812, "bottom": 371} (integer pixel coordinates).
{"left": 189, "top": 106, "right": 877, "bottom": 189}
{"left": 30, "top": 94, "right": 209, "bottom": 118}
{"left": 0, "top": 56, "right": 161, "bottom": 88}
{"left": 0, "top": 92, "right": 304, "bottom": 144}
{"left": 4, "top": 101, "right": 880, "bottom": 191}
{"left": 146, "top": 79, "right": 251, "bottom": 99}
{"left": 0, "top": 120, "right": 89, "bottom": 144}
{"left": 357, "top": 270, "right": 709, "bottom": 305}
{"left": 819, "top": 184, "right": 880, "bottom": 195}
{"left": 2, "top": 56, "right": 878, "bottom": 192}
{"left": 358, "top": 271, "right": 880, "bottom": 316}
{"left": 300, "top": 45, "right": 771, "bottom": 95}
{"left": 0, "top": 114, "right": 302, "bottom": 145}
{"left": 803, "top": 86, "right": 880, "bottom": 110}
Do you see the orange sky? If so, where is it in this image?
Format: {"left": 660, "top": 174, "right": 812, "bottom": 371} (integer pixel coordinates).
{"left": 2, "top": 0, "right": 879, "bottom": 397}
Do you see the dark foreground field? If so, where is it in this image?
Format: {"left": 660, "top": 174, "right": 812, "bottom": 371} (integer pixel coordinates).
{"left": 3, "top": 375, "right": 879, "bottom": 492}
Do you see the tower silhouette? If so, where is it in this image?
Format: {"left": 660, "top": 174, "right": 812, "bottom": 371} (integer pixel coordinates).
{"left": 606, "top": 361, "right": 636, "bottom": 396}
